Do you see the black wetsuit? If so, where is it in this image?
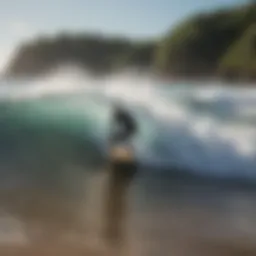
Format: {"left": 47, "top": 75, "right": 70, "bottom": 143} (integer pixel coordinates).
{"left": 111, "top": 107, "right": 137, "bottom": 143}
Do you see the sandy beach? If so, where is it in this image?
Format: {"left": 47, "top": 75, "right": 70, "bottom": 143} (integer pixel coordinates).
{"left": 1, "top": 170, "right": 256, "bottom": 255}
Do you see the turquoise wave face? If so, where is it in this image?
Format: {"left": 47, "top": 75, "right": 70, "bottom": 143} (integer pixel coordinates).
{"left": 0, "top": 95, "right": 110, "bottom": 193}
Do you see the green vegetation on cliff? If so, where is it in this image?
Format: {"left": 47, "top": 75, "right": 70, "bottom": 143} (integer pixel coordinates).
{"left": 154, "top": 2, "right": 256, "bottom": 78}
{"left": 7, "top": 34, "right": 136, "bottom": 76}
{"left": 219, "top": 24, "right": 256, "bottom": 79}
{"left": 6, "top": 2, "right": 256, "bottom": 80}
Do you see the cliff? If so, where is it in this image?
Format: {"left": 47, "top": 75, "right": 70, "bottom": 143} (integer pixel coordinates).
{"left": 6, "top": 2, "right": 256, "bottom": 80}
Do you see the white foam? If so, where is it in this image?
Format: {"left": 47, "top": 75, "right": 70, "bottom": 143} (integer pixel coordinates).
{"left": 1, "top": 69, "right": 256, "bottom": 179}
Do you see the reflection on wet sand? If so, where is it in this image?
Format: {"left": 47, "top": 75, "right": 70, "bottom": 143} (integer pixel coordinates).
{"left": 103, "top": 160, "right": 137, "bottom": 251}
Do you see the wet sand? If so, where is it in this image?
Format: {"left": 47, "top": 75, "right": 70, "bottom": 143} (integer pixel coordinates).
{"left": 1, "top": 169, "right": 256, "bottom": 255}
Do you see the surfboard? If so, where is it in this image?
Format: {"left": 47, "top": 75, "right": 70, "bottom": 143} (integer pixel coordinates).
{"left": 109, "top": 144, "right": 135, "bottom": 163}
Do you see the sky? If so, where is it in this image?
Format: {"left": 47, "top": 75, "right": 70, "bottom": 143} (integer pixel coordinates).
{"left": 0, "top": 0, "right": 250, "bottom": 71}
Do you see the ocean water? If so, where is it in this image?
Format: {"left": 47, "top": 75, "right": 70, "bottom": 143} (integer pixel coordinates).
{"left": 1, "top": 70, "right": 256, "bottom": 255}
{"left": 2, "top": 71, "right": 256, "bottom": 178}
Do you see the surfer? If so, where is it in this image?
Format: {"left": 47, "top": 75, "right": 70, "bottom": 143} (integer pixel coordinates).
{"left": 103, "top": 101, "right": 138, "bottom": 248}
{"left": 110, "top": 102, "right": 137, "bottom": 144}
